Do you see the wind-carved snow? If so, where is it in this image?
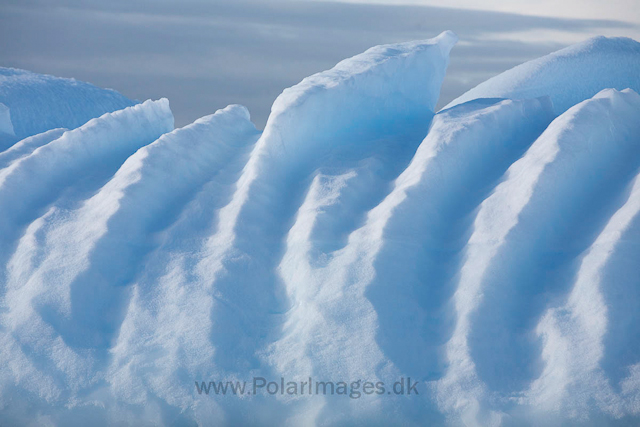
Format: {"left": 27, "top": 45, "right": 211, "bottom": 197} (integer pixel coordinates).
{"left": 0, "top": 98, "right": 174, "bottom": 424}
{"left": 269, "top": 96, "right": 555, "bottom": 426}
{"left": 437, "top": 88, "right": 640, "bottom": 426}
{"left": 200, "top": 29, "right": 455, "bottom": 372}
{"left": 529, "top": 171, "right": 640, "bottom": 421}
{"left": 527, "top": 118, "right": 640, "bottom": 421}
{"left": 0, "top": 99, "right": 173, "bottom": 295}
{"left": 1, "top": 32, "right": 640, "bottom": 427}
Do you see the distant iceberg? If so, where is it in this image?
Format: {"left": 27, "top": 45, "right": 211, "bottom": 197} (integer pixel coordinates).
{"left": 1, "top": 32, "right": 640, "bottom": 427}
{"left": 0, "top": 67, "right": 135, "bottom": 140}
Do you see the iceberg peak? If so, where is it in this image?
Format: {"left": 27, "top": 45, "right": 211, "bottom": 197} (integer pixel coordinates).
{"left": 263, "top": 30, "right": 457, "bottom": 162}
{"left": 446, "top": 35, "right": 640, "bottom": 114}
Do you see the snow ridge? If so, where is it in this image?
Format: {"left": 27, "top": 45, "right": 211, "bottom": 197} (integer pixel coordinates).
{"left": 437, "top": 88, "right": 640, "bottom": 426}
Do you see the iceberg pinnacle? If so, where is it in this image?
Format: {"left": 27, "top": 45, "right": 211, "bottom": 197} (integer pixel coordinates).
{"left": 264, "top": 30, "right": 457, "bottom": 161}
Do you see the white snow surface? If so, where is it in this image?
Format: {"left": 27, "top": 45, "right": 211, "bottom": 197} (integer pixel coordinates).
{"left": 1, "top": 32, "right": 640, "bottom": 426}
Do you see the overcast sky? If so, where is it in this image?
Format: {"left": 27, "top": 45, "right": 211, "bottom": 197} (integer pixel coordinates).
{"left": 1, "top": 0, "right": 638, "bottom": 128}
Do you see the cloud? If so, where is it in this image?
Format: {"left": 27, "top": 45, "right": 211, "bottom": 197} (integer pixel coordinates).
{"left": 0, "top": 0, "right": 636, "bottom": 128}
{"left": 320, "top": 0, "right": 640, "bottom": 26}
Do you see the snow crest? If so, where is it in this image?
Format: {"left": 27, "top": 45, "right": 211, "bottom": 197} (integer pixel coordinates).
{"left": 446, "top": 36, "right": 640, "bottom": 114}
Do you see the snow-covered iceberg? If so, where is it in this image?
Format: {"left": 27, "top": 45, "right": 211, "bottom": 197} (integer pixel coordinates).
{"left": 1, "top": 31, "right": 640, "bottom": 427}
{"left": 0, "top": 67, "right": 135, "bottom": 141}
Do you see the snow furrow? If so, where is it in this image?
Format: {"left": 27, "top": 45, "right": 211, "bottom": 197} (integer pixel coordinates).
{"left": 94, "top": 31, "right": 456, "bottom": 425}
{"left": 3, "top": 105, "right": 257, "bottom": 354}
{"left": 437, "top": 88, "right": 640, "bottom": 425}
{"left": 103, "top": 129, "right": 262, "bottom": 427}
{"left": 0, "top": 99, "right": 174, "bottom": 421}
{"left": 34, "top": 31, "right": 461, "bottom": 423}
{"left": 267, "top": 96, "right": 554, "bottom": 425}
{"left": 529, "top": 170, "right": 640, "bottom": 421}
{"left": 0, "top": 99, "right": 173, "bottom": 289}
{"left": 191, "top": 31, "right": 456, "bottom": 380}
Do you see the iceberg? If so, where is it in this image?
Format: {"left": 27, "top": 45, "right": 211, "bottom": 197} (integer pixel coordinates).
{"left": 0, "top": 67, "right": 135, "bottom": 141}
{"left": 1, "top": 31, "right": 640, "bottom": 426}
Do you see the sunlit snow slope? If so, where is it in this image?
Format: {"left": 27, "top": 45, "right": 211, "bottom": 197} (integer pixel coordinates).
{"left": 1, "top": 32, "right": 640, "bottom": 427}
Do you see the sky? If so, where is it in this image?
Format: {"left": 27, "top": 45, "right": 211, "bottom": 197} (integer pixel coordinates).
{"left": 1, "top": 0, "right": 638, "bottom": 128}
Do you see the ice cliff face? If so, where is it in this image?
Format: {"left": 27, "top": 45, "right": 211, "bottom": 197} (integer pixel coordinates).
{"left": 1, "top": 32, "right": 640, "bottom": 427}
